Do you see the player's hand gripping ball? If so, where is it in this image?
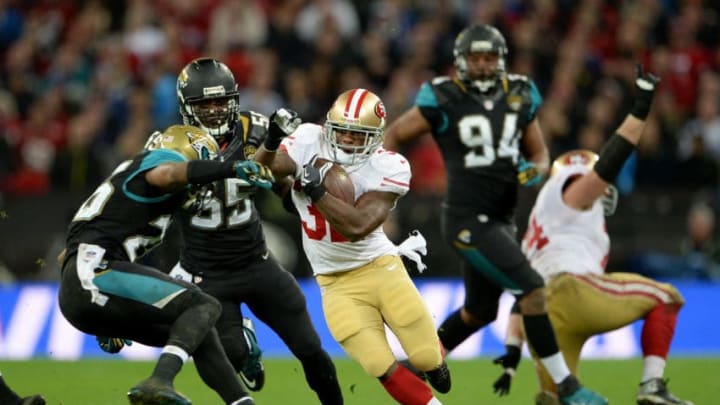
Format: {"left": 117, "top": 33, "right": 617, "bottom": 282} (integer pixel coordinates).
{"left": 313, "top": 157, "right": 355, "bottom": 205}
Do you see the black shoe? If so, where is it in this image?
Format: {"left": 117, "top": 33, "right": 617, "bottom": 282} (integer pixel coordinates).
{"left": 239, "top": 318, "right": 265, "bottom": 392}
{"left": 19, "top": 396, "right": 46, "bottom": 405}
{"left": 425, "top": 362, "right": 451, "bottom": 394}
{"left": 127, "top": 377, "right": 191, "bottom": 405}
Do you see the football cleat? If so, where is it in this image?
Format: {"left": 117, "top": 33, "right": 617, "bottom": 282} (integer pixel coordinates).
{"left": 127, "top": 377, "right": 191, "bottom": 405}
{"left": 19, "top": 395, "right": 46, "bottom": 405}
{"left": 637, "top": 378, "right": 694, "bottom": 405}
{"left": 425, "top": 361, "right": 451, "bottom": 394}
{"left": 559, "top": 386, "right": 608, "bottom": 405}
{"left": 239, "top": 318, "right": 265, "bottom": 392}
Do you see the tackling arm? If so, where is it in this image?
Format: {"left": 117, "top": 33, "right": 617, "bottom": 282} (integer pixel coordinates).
{"left": 383, "top": 106, "right": 432, "bottom": 151}
{"left": 314, "top": 190, "right": 398, "bottom": 242}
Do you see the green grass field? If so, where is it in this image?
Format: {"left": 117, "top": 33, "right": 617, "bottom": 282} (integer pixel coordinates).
{"left": 2, "top": 358, "right": 717, "bottom": 404}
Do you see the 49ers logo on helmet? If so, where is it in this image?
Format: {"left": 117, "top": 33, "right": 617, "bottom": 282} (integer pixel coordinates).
{"left": 374, "top": 101, "right": 386, "bottom": 119}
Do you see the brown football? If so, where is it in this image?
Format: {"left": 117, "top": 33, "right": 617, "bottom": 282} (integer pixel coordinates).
{"left": 314, "top": 158, "right": 355, "bottom": 204}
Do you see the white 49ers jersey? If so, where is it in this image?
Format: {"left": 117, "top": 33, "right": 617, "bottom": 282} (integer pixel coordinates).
{"left": 280, "top": 123, "right": 411, "bottom": 275}
{"left": 521, "top": 165, "right": 610, "bottom": 280}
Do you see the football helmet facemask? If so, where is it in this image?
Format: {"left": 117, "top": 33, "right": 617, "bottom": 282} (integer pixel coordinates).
{"left": 323, "top": 88, "right": 386, "bottom": 166}
{"left": 177, "top": 57, "right": 240, "bottom": 143}
{"left": 144, "top": 125, "right": 220, "bottom": 161}
{"left": 453, "top": 24, "right": 508, "bottom": 92}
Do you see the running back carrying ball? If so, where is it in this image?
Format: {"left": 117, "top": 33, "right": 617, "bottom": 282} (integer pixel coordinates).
{"left": 314, "top": 157, "right": 355, "bottom": 204}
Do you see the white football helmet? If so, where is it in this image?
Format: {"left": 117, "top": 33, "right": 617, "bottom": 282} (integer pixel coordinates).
{"left": 323, "top": 88, "right": 386, "bottom": 166}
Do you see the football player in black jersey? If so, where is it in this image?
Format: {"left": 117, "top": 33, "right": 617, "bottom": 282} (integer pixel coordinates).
{"left": 384, "top": 24, "right": 607, "bottom": 405}
{"left": 169, "top": 57, "right": 344, "bottom": 405}
{"left": 58, "top": 125, "right": 274, "bottom": 405}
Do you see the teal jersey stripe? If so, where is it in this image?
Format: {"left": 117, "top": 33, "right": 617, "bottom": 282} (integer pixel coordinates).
{"left": 456, "top": 245, "right": 521, "bottom": 292}
{"left": 123, "top": 149, "right": 187, "bottom": 203}
{"left": 93, "top": 270, "right": 186, "bottom": 308}
{"left": 415, "top": 82, "right": 449, "bottom": 133}
{"left": 528, "top": 79, "right": 543, "bottom": 120}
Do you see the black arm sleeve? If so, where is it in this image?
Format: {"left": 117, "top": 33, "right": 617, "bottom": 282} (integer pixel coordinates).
{"left": 187, "top": 160, "right": 235, "bottom": 185}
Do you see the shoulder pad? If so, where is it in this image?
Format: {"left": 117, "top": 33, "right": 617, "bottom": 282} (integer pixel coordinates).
{"left": 431, "top": 76, "right": 454, "bottom": 86}
{"left": 370, "top": 149, "right": 411, "bottom": 176}
{"left": 290, "top": 123, "right": 322, "bottom": 145}
{"left": 367, "top": 149, "right": 411, "bottom": 195}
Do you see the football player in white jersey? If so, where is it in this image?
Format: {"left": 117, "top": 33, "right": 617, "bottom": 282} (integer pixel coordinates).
{"left": 493, "top": 66, "right": 693, "bottom": 405}
{"left": 256, "top": 88, "right": 450, "bottom": 405}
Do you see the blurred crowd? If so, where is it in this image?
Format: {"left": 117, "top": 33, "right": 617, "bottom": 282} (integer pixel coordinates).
{"left": 1, "top": 0, "right": 720, "bottom": 279}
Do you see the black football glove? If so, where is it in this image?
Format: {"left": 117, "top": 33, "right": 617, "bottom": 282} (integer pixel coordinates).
{"left": 97, "top": 336, "right": 132, "bottom": 354}
{"left": 492, "top": 344, "right": 522, "bottom": 396}
{"left": 630, "top": 64, "right": 661, "bottom": 120}
{"left": 266, "top": 108, "right": 301, "bottom": 151}
{"left": 300, "top": 155, "right": 332, "bottom": 202}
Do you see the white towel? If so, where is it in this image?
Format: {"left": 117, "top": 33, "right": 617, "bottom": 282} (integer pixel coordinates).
{"left": 77, "top": 243, "right": 109, "bottom": 306}
{"left": 397, "top": 230, "right": 428, "bottom": 273}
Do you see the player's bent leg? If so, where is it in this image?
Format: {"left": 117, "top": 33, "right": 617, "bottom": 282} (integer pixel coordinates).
{"left": 191, "top": 328, "right": 253, "bottom": 404}
{"left": 296, "top": 350, "right": 343, "bottom": 405}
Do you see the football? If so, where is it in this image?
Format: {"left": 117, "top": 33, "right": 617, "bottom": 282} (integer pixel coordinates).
{"left": 314, "top": 158, "right": 355, "bottom": 204}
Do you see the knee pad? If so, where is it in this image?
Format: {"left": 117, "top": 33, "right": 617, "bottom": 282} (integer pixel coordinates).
{"left": 406, "top": 343, "right": 442, "bottom": 372}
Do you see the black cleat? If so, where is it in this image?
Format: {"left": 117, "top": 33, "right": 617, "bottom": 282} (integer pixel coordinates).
{"left": 425, "top": 361, "right": 451, "bottom": 394}
{"left": 19, "top": 396, "right": 46, "bottom": 405}
{"left": 127, "top": 378, "right": 191, "bottom": 405}
{"left": 239, "top": 318, "right": 265, "bottom": 392}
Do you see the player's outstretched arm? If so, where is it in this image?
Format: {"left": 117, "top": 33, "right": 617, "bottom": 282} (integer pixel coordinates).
{"left": 145, "top": 160, "right": 275, "bottom": 191}
{"left": 520, "top": 119, "right": 550, "bottom": 179}
{"left": 384, "top": 106, "right": 432, "bottom": 151}
{"left": 562, "top": 65, "right": 660, "bottom": 210}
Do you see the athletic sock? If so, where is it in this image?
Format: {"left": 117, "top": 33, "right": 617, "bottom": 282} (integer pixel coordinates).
{"left": 437, "top": 309, "right": 481, "bottom": 352}
{"left": 642, "top": 303, "right": 680, "bottom": 359}
{"left": 380, "top": 365, "right": 435, "bottom": 405}
{"left": 152, "top": 351, "right": 186, "bottom": 382}
{"left": 524, "top": 314, "right": 570, "bottom": 383}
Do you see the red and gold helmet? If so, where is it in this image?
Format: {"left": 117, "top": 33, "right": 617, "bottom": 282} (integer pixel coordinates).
{"left": 550, "top": 149, "right": 598, "bottom": 176}
{"left": 323, "top": 88, "right": 386, "bottom": 165}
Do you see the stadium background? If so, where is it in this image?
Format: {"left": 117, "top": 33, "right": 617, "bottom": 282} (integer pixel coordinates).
{"left": 1, "top": 0, "right": 720, "bottom": 378}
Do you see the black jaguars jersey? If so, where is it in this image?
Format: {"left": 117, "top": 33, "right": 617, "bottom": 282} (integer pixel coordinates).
{"left": 415, "top": 74, "right": 543, "bottom": 219}
{"left": 176, "top": 110, "right": 269, "bottom": 274}
{"left": 65, "top": 149, "right": 189, "bottom": 262}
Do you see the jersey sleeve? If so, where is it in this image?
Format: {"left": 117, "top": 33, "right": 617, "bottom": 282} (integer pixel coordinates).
{"left": 526, "top": 79, "right": 543, "bottom": 121}
{"left": 279, "top": 123, "right": 322, "bottom": 177}
{"left": 414, "top": 81, "right": 449, "bottom": 134}
{"left": 123, "top": 149, "right": 187, "bottom": 203}
{"left": 368, "top": 150, "right": 412, "bottom": 196}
